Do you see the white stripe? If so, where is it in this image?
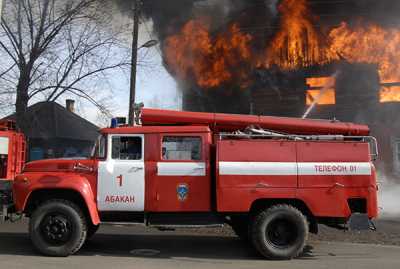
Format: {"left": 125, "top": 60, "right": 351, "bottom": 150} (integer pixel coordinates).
{"left": 157, "top": 162, "right": 206, "bottom": 176}
{"left": 219, "top": 162, "right": 371, "bottom": 176}
{"left": 298, "top": 162, "right": 371, "bottom": 175}
{"left": 219, "top": 162, "right": 297, "bottom": 176}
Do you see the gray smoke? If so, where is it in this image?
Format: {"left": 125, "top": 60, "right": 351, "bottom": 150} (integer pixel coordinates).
{"left": 110, "top": 0, "right": 278, "bottom": 45}
{"left": 378, "top": 174, "right": 400, "bottom": 218}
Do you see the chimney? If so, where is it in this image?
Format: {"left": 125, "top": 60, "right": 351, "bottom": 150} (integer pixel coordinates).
{"left": 66, "top": 99, "right": 75, "bottom": 113}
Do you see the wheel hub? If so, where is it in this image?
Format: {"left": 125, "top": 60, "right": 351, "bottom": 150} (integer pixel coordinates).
{"left": 40, "top": 215, "right": 72, "bottom": 245}
{"left": 266, "top": 218, "right": 298, "bottom": 248}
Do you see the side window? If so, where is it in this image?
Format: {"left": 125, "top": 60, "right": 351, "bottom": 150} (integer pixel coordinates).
{"left": 162, "top": 136, "right": 201, "bottom": 161}
{"left": 112, "top": 136, "right": 142, "bottom": 160}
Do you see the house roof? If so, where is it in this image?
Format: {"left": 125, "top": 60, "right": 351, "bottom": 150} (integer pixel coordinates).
{"left": 5, "top": 102, "right": 99, "bottom": 141}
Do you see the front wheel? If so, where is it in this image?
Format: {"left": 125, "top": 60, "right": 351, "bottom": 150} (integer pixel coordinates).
{"left": 29, "top": 199, "right": 87, "bottom": 257}
{"left": 250, "top": 204, "right": 308, "bottom": 260}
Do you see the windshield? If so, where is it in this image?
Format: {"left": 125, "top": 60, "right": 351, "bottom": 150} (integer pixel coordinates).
{"left": 91, "top": 134, "right": 106, "bottom": 159}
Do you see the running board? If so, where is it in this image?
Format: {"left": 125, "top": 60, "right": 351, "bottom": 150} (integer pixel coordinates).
{"left": 99, "top": 222, "right": 224, "bottom": 230}
{"left": 99, "top": 213, "right": 226, "bottom": 227}
{"left": 151, "top": 224, "right": 224, "bottom": 230}
{"left": 147, "top": 213, "right": 225, "bottom": 227}
{"left": 100, "top": 222, "right": 145, "bottom": 226}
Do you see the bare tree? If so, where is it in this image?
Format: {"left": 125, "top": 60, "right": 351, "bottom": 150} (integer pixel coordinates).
{"left": 0, "top": 0, "right": 131, "bottom": 129}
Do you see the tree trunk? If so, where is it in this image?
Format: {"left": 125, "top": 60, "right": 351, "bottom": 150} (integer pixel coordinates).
{"left": 15, "top": 69, "right": 31, "bottom": 132}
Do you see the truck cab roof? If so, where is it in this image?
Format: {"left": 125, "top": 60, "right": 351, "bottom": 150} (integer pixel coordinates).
{"left": 100, "top": 125, "right": 211, "bottom": 135}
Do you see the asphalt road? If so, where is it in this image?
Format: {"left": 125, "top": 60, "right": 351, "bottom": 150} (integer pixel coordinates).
{"left": 0, "top": 220, "right": 400, "bottom": 269}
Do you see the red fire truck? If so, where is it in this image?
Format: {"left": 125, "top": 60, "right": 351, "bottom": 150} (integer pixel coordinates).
{"left": 8, "top": 108, "right": 378, "bottom": 259}
{"left": 0, "top": 120, "right": 25, "bottom": 221}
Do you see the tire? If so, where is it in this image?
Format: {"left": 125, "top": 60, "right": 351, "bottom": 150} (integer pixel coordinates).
{"left": 29, "top": 199, "right": 87, "bottom": 257}
{"left": 87, "top": 224, "right": 100, "bottom": 240}
{"left": 250, "top": 204, "right": 308, "bottom": 260}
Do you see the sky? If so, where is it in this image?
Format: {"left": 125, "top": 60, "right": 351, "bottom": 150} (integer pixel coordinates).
{"left": 0, "top": 9, "right": 180, "bottom": 127}
{"left": 78, "top": 19, "right": 181, "bottom": 127}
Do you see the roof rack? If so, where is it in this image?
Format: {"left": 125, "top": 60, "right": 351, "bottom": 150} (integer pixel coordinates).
{"left": 218, "top": 126, "right": 379, "bottom": 161}
{"left": 140, "top": 108, "right": 370, "bottom": 136}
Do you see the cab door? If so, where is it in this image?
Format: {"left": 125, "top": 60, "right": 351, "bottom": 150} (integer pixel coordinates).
{"left": 98, "top": 134, "right": 145, "bottom": 212}
{"left": 154, "top": 133, "right": 211, "bottom": 212}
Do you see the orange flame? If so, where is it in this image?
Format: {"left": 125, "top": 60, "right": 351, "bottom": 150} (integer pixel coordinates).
{"left": 306, "top": 77, "right": 336, "bottom": 88}
{"left": 164, "top": 20, "right": 252, "bottom": 89}
{"left": 327, "top": 22, "right": 400, "bottom": 103}
{"left": 266, "top": 0, "right": 330, "bottom": 69}
{"left": 306, "top": 89, "right": 336, "bottom": 105}
{"left": 380, "top": 86, "right": 400, "bottom": 103}
{"left": 306, "top": 77, "right": 336, "bottom": 105}
{"left": 328, "top": 22, "right": 400, "bottom": 83}
{"left": 164, "top": 0, "right": 400, "bottom": 96}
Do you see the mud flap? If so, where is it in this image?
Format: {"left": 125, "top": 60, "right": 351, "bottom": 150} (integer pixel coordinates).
{"left": 0, "top": 181, "right": 13, "bottom": 222}
{"left": 348, "top": 213, "right": 375, "bottom": 231}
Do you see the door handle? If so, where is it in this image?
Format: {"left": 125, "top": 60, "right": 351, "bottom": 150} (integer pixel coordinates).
{"left": 332, "top": 182, "right": 345, "bottom": 188}
{"left": 255, "top": 182, "right": 269, "bottom": 188}
{"left": 328, "top": 182, "right": 345, "bottom": 193}
{"left": 129, "top": 167, "right": 143, "bottom": 173}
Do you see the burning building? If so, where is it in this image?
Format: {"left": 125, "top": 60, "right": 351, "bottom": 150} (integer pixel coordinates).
{"left": 141, "top": 0, "right": 400, "bottom": 179}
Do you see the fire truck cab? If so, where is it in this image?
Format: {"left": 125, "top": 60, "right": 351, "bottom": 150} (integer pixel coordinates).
{"left": 10, "top": 109, "right": 379, "bottom": 259}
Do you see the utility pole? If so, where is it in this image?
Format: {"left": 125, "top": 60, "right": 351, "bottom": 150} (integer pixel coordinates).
{"left": 0, "top": 0, "right": 3, "bottom": 20}
{"left": 128, "top": 0, "right": 140, "bottom": 126}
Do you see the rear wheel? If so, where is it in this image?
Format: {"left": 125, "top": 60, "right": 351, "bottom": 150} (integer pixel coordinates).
{"left": 29, "top": 199, "right": 87, "bottom": 257}
{"left": 250, "top": 204, "right": 308, "bottom": 260}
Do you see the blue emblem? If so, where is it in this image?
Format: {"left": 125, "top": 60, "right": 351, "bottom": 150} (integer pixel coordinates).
{"left": 177, "top": 184, "right": 189, "bottom": 201}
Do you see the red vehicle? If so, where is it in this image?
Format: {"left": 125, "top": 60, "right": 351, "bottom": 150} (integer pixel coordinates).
{"left": 0, "top": 120, "right": 25, "bottom": 221}
{"left": 9, "top": 108, "right": 378, "bottom": 259}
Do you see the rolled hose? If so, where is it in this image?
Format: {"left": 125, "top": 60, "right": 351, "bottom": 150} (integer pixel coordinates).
{"left": 141, "top": 108, "right": 370, "bottom": 136}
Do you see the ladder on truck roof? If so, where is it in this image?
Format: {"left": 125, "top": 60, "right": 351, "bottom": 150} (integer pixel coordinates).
{"left": 0, "top": 120, "right": 16, "bottom": 131}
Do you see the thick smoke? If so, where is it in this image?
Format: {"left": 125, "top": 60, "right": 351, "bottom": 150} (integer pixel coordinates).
{"left": 137, "top": 0, "right": 400, "bottom": 44}
{"left": 137, "top": 0, "right": 278, "bottom": 47}
{"left": 378, "top": 174, "right": 400, "bottom": 218}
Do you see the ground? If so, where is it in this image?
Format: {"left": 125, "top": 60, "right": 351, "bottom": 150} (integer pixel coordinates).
{"left": 0, "top": 218, "right": 399, "bottom": 269}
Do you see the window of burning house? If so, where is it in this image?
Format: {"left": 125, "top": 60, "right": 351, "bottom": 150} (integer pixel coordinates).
{"left": 380, "top": 86, "right": 400, "bottom": 103}
{"left": 306, "top": 77, "right": 336, "bottom": 106}
{"left": 393, "top": 140, "right": 400, "bottom": 174}
{"left": 162, "top": 137, "right": 201, "bottom": 161}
